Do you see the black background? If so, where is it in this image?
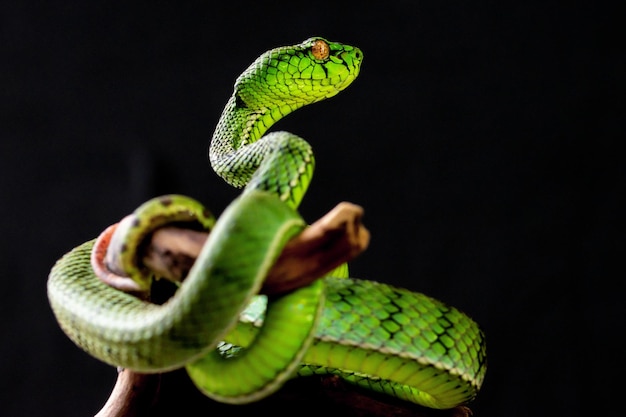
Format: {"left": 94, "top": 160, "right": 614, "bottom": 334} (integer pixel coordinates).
{"left": 1, "top": 1, "right": 622, "bottom": 416}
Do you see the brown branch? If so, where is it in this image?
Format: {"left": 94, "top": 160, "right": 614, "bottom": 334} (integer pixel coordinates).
{"left": 93, "top": 202, "right": 474, "bottom": 417}
{"left": 97, "top": 368, "right": 474, "bottom": 417}
{"left": 94, "top": 369, "right": 160, "bottom": 417}
{"left": 143, "top": 201, "right": 370, "bottom": 294}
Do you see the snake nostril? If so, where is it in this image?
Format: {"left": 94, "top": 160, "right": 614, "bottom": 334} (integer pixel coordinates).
{"left": 342, "top": 49, "right": 363, "bottom": 65}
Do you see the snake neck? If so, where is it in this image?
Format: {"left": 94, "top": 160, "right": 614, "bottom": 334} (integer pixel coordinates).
{"left": 209, "top": 94, "right": 304, "bottom": 190}
{"left": 209, "top": 94, "right": 302, "bottom": 160}
{"left": 208, "top": 37, "right": 363, "bottom": 200}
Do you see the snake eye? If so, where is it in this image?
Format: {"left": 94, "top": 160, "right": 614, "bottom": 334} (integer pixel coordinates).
{"left": 311, "top": 39, "right": 330, "bottom": 60}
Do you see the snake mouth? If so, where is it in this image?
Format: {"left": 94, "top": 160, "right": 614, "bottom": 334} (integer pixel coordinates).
{"left": 325, "top": 74, "right": 359, "bottom": 99}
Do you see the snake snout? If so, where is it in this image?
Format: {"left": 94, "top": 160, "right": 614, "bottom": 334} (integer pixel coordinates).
{"left": 341, "top": 47, "right": 363, "bottom": 68}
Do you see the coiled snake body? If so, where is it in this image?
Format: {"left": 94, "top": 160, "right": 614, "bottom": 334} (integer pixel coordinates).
{"left": 47, "top": 37, "right": 486, "bottom": 409}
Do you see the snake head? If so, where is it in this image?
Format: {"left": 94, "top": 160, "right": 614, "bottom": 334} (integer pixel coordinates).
{"left": 235, "top": 37, "right": 363, "bottom": 109}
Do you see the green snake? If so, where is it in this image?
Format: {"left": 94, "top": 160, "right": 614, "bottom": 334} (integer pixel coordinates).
{"left": 47, "top": 37, "right": 487, "bottom": 409}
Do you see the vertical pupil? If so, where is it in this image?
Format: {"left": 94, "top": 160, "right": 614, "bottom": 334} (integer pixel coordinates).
{"left": 312, "top": 40, "right": 329, "bottom": 60}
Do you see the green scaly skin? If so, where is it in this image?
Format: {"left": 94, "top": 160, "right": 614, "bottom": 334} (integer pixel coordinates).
{"left": 209, "top": 37, "right": 362, "bottom": 208}
{"left": 47, "top": 37, "right": 487, "bottom": 409}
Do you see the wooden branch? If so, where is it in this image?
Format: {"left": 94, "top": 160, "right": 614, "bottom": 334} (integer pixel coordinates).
{"left": 97, "top": 369, "right": 474, "bottom": 417}
{"left": 92, "top": 202, "right": 370, "bottom": 297}
{"left": 92, "top": 202, "right": 474, "bottom": 417}
{"left": 94, "top": 369, "right": 160, "bottom": 417}
{"left": 143, "top": 201, "right": 370, "bottom": 294}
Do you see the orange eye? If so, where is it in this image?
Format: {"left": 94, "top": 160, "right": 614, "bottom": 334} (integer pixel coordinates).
{"left": 311, "top": 39, "right": 330, "bottom": 60}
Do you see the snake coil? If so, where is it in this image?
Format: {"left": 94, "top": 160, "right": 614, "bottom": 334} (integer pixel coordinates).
{"left": 47, "top": 37, "right": 486, "bottom": 409}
